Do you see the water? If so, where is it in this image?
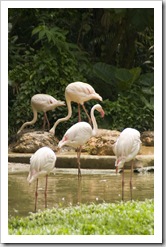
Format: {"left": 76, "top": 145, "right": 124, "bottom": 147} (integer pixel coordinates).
{"left": 8, "top": 168, "right": 154, "bottom": 218}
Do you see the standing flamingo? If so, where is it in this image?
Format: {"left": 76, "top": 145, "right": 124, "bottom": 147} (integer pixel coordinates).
{"left": 27, "top": 146, "right": 57, "bottom": 211}
{"left": 49, "top": 82, "right": 102, "bottom": 134}
{"left": 58, "top": 104, "right": 105, "bottom": 177}
{"left": 114, "top": 128, "right": 141, "bottom": 200}
{"left": 17, "top": 94, "right": 65, "bottom": 134}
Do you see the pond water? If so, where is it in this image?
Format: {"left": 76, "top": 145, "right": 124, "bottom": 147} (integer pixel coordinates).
{"left": 8, "top": 168, "right": 154, "bottom": 218}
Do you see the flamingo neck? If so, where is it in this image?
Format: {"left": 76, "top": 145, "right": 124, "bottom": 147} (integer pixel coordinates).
{"left": 91, "top": 106, "right": 98, "bottom": 136}
{"left": 17, "top": 106, "right": 38, "bottom": 134}
{"left": 49, "top": 96, "right": 72, "bottom": 134}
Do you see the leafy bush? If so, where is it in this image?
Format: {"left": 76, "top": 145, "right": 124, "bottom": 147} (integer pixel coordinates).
{"left": 8, "top": 42, "right": 86, "bottom": 136}
{"left": 8, "top": 9, "right": 154, "bottom": 137}
{"left": 8, "top": 199, "right": 154, "bottom": 235}
{"left": 93, "top": 63, "right": 154, "bottom": 132}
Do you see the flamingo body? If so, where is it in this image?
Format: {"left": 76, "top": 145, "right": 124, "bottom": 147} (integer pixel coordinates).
{"left": 27, "top": 146, "right": 56, "bottom": 184}
{"left": 114, "top": 128, "right": 141, "bottom": 200}
{"left": 49, "top": 82, "right": 102, "bottom": 134}
{"left": 27, "top": 146, "right": 56, "bottom": 211}
{"left": 17, "top": 94, "right": 65, "bottom": 133}
{"left": 58, "top": 122, "right": 92, "bottom": 149}
{"left": 65, "top": 82, "right": 102, "bottom": 104}
{"left": 114, "top": 128, "right": 141, "bottom": 170}
{"left": 58, "top": 104, "right": 104, "bottom": 176}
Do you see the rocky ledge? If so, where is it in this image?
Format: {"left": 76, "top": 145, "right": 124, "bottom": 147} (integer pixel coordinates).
{"left": 9, "top": 129, "right": 154, "bottom": 155}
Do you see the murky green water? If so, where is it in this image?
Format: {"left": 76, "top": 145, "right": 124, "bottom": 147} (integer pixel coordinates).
{"left": 8, "top": 168, "right": 154, "bottom": 217}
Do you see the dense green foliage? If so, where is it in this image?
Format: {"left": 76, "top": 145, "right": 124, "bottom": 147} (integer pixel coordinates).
{"left": 8, "top": 199, "right": 154, "bottom": 235}
{"left": 8, "top": 9, "right": 154, "bottom": 137}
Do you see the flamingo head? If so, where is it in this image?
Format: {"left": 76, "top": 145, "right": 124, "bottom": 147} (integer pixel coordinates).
{"left": 115, "top": 158, "right": 125, "bottom": 174}
{"left": 95, "top": 104, "right": 105, "bottom": 118}
{"left": 58, "top": 135, "right": 68, "bottom": 149}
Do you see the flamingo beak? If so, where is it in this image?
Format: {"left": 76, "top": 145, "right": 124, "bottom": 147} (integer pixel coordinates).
{"left": 100, "top": 109, "right": 105, "bottom": 118}
{"left": 116, "top": 166, "right": 119, "bottom": 174}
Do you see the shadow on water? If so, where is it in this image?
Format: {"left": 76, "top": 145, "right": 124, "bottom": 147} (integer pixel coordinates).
{"left": 8, "top": 169, "right": 154, "bottom": 217}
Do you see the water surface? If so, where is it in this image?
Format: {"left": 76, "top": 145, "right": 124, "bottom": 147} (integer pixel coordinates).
{"left": 8, "top": 167, "right": 154, "bottom": 218}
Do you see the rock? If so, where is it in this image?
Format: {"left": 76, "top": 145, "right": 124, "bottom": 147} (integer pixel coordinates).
{"left": 8, "top": 129, "right": 154, "bottom": 155}
{"left": 141, "top": 131, "right": 154, "bottom": 146}
{"left": 83, "top": 129, "right": 154, "bottom": 156}
{"left": 82, "top": 129, "right": 120, "bottom": 155}
{"left": 9, "top": 131, "right": 59, "bottom": 153}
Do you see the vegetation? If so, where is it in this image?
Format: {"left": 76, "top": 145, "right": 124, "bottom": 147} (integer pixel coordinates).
{"left": 8, "top": 199, "right": 154, "bottom": 235}
{"left": 8, "top": 9, "right": 154, "bottom": 137}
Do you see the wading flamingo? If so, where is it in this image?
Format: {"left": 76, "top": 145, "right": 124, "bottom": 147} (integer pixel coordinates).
{"left": 49, "top": 82, "right": 102, "bottom": 134}
{"left": 58, "top": 104, "right": 105, "bottom": 177}
{"left": 114, "top": 128, "right": 141, "bottom": 200}
{"left": 17, "top": 94, "right": 65, "bottom": 134}
{"left": 27, "top": 146, "right": 56, "bottom": 211}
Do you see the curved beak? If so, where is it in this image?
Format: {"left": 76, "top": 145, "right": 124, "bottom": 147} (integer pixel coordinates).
{"left": 100, "top": 109, "right": 105, "bottom": 118}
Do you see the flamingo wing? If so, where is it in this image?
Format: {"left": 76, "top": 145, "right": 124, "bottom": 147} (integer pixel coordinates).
{"left": 58, "top": 122, "right": 92, "bottom": 149}
{"left": 27, "top": 147, "right": 56, "bottom": 183}
{"left": 66, "top": 82, "right": 102, "bottom": 104}
{"left": 115, "top": 128, "right": 141, "bottom": 168}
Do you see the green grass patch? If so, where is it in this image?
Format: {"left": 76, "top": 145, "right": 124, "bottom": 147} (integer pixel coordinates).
{"left": 8, "top": 199, "right": 154, "bottom": 235}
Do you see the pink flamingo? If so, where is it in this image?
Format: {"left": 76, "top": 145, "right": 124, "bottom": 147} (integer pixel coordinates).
{"left": 17, "top": 94, "right": 65, "bottom": 134}
{"left": 27, "top": 146, "right": 57, "bottom": 211}
{"left": 114, "top": 128, "right": 141, "bottom": 200}
{"left": 49, "top": 82, "right": 102, "bottom": 134}
{"left": 58, "top": 104, "right": 105, "bottom": 177}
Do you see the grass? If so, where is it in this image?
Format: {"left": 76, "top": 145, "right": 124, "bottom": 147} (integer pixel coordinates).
{"left": 8, "top": 199, "right": 154, "bottom": 235}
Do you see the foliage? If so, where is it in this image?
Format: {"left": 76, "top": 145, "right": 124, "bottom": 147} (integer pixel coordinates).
{"left": 8, "top": 28, "right": 86, "bottom": 136}
{"left": 8, "top": 199, "right": 154, "bottom": 235}
{"left": 8, "top": 8, "right": 154, "bottom": 136}
{"left": 93, "top": 62, "right": 154, "bottom": 132}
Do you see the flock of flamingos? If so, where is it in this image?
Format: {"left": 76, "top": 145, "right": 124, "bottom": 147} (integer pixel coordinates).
{"left": 16, "top": 81, "right": 141, "bottom": 210}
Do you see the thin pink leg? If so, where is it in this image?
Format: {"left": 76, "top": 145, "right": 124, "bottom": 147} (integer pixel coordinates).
{"left": 77, "top": 146, "right": 82, "bottom": 177}
{"left": 82, "top": 104, "right": 92, "bottom": 125}
{"left": 43, "top": 112, "right": 50, "bottom": 130}
{"left": 122, "top": 166, "right": 124, "bottom": 201}
{"left": 130, "top": 162, "right": 133, "bottom": 201}
{"left": 35, "top": 178, "right": 38, "bottom": 212}
{"left": 45, "top": 175, "right": 48, "bottom": 208}
{"left": 78, "top": 104, "right": 81, "bottom": 122}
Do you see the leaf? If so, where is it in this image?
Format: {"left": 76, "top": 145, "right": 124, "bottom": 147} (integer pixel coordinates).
{"left": 115, "top": 68, "right": 133, "bottom": 82}
{"left": 38, "top": 30, "right": 46, "bottom": 40}
{"left": 93, "top": 62, "right": 116, "bottom": 85}
{"left": 129, "top": 67, "right": 141, "bottom": 83}
{"left": 31, "top": 26, "right": 43, "bottom": 36}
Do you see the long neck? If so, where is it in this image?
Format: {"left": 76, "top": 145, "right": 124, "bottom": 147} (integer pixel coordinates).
{"left": 17, "top": 106, "right": 37, "bottom": 134}
{"left": 49, "top": 95, "right": 72, "bottom": 134}
{"left": 91, "top": 106, "right": 98, "bottom": 136}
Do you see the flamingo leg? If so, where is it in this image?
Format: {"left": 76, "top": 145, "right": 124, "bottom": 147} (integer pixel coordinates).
{"left": 44, "top": 175, "right": 48, "bottom": 208}
{"left": 130, "top": 161, "right": 133, "bottom": 201}
{"left": 35, "top": 178, "right": 38, "bottom": 212}
{"left": 77, "top": 146, "right": 82, "bottom": 177}
{"left": 43, "top": 112, "right": 50, "bottom": 130}
{"left": 122, "top": 166, "right": 125, "bottom": 201}
{"left": 77, "top": 178, "right": 82, "bottom": 203}
{"left": 78, "top": 104, "right": 81, "bottom": 122}
{"left": 82, "top": 104, "right": 92, "bottom": 125}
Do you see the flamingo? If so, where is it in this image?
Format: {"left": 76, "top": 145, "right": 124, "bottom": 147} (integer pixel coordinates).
{"left": 17, "top": 94, "right": 65, "bottom": 134}
{"left": 27, "top": 146, "right": 57, "bottom": 211}
{"left": 58, "top": 104, "right": 105, "bottom": 177}
{"left": 49, "top": 82, "right": 102, "bottom": 134}
{"left": 114, "top": 128, "right": 141, "bottom": 200}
